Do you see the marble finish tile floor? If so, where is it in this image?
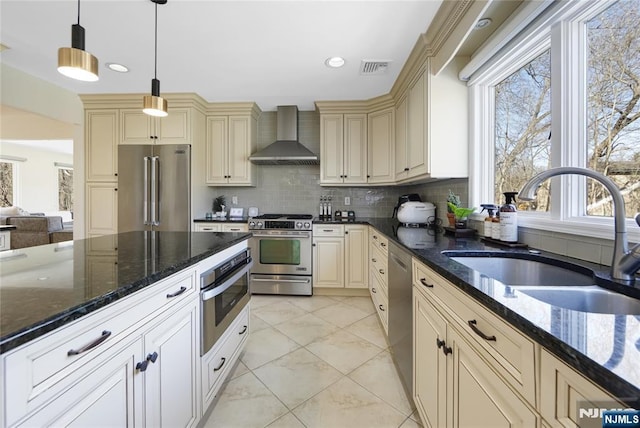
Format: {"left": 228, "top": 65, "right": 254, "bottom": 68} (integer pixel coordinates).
{"left": 203, "top": 295, "right": 422, "bottom": 428}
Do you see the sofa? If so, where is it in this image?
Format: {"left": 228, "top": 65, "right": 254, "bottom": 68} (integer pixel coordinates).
{"left": 0, "top": 207, "right": 73, "bottom": 249}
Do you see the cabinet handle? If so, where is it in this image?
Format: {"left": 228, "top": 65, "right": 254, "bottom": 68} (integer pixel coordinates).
{"left": 213, "top": 357, "right": 226, "bottom": 372}
{"left": 373, "top": 235, "right": 378, "bottom": 240}
{"left": 229, "top": 228, "right": 240, "bottom": 231}
{"left": 420, "top": 278, "right": 434, "bottom": 288}
{"left": 136, "top": 360, "right": 149, "bottom": 372}
{"left": 323, "top": 229, "right": 334, "bottom": 232}
{"left": 436, "top": 338, "right": 445, "bottom": 349}
{"left": 379, "top": 269, "right": 385, "bottom": 274}
{"left": 371, "top": 287, "right": 377, "bottom": 293}
{"left": 404, "top": 167, "right": 410, "bottom": 171}
{"left": 166, "top": 286, "right": 187, "bottom": 298}
{"left": 372, "top": 258, "right": 377, "bottom": 262}
{"left": 468, "top": 320, "right": 496, "bottom": 341}
{"left": 442, "top": 345, "right": 452, "bottom": 356}
{"left": 147, "top": 351, "right": 158, "bottom": 364}
{"left": 378, "top": 304, "right": 385, "bottom": 312}
{"left": 114, "top": 173, "right": 118, "bottom": 177}
{"left": 380, "top": 242, "right": 386, "bottom": 247}
{"left": 239, "top": 325, "right": 248, "bottom": 335}
{"left": 67, "top": 330, "right": 112, "bottom": 356}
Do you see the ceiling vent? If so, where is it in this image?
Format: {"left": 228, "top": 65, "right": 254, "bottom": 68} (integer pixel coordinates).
{"left": 360, "top": 60, "right": 391, "bottom": 75}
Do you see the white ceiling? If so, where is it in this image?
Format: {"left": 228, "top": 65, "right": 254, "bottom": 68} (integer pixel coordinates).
{"left": 0, "top": 0, "right": 443, "bottom": 111}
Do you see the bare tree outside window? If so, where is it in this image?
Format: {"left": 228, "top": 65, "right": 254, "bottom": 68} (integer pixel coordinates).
{"left": 494, "top": 50, "right": 552, "bottom": 210}
{"left": 587, "top": 0, "right": 640, "bottom": 218}
{"left": 0, "top": 162, "right": 14, "bottom": 207}
{"left": 58, "top": 168, "right": 73, "bottom": 212}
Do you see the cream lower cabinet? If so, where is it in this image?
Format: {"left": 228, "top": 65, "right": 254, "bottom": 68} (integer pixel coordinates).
{"left": 369, "top": 228, "right": 389, "bottom": 331}
{"left": 540, "top": 349, "right": 624, "bottom": 427}
{"left": 413, "top": 284, "right": 539, "bottom": 428}
{"left": 194, "top": 223, "right": 249, "bottom": 232}
{"left": 312, "top": 225, "right": 367, "bottom": 289}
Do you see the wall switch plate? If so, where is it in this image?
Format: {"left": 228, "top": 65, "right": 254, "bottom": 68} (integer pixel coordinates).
{"left": 232, "top": 196, "right": 238, "bottom": 205}
{"left": 345, "top": 196, "right": 351, "bottom": 205}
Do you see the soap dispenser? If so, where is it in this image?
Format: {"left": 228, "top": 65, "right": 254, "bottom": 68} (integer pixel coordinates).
{"left": 480, "top": 204, "right": 497, "bottom": 238}
{"left": 499, "top": 192, "right": 518, "bottom": 242}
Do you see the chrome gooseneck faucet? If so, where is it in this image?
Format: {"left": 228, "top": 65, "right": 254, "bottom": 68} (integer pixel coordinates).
{"left": 519, "top": 167, "right": 640, "bottom": 284}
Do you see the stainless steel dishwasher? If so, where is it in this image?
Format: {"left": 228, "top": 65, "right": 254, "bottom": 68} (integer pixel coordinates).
{"left": 388, "top": 241, "right": 413, "bottom": 402}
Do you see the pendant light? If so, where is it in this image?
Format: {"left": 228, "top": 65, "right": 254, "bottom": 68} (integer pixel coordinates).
{"left": 143, "top": 0, "right": 168, "bottom": 117}
{"left": 57, "top": 0, "right": 99, "bottom": 81}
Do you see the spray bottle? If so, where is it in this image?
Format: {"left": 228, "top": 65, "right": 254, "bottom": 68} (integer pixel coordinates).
{"left": 480, "top": 204, "right": 497, "bottom": 238}
{"left": 499, "top": 192, "right": 518, "bottom": 242}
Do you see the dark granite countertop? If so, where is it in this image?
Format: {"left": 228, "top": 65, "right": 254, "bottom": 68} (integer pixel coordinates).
{"left": 0, "top": 231, "right": 251, "bottom": 354}
{"left": 193, "top": 217, "right": 248, "bottom": 223}
{"left": 340, "top": 217, "right": 640, "bottom": 407}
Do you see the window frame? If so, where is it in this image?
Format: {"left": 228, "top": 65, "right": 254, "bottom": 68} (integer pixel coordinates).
{"left": 0, "top": 159, "right": 21, "bottom": 208}
{"left": 468, "top": 0, "right": 640, "bottom": 242}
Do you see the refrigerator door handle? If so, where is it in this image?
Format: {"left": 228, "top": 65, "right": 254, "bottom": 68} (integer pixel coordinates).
{"left": 151, "top": 156, "right": 160, "bottom": 226}
{"left": 143, "top": 156, "right": 151, "bottom": 225}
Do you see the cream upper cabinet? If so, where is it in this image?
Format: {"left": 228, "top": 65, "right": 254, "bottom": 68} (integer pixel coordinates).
{"left": 395, "top": 58, "right": 468, "bottom": 182}
{"left": 86, "top": 109, "right": 118, "bottom": 182}
{"left": 86, "top": 182, "right": 118, "bottom": 237}
{"left": 319, "top": 113, "right": 367, "bottom": 185}
{"left": 205, "top": 107, "right": 259, "bottom": 186}
{"left": 394, "top": 96, "right": 409, "bottom": 181}
{"left": 121, "top": 108, "right": 190, "bottom": 145}
{"left": 367, "top": 108, "right": 395, "bottom": 184}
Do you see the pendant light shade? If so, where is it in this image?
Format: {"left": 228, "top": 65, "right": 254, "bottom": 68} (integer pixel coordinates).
{"left": 57, "top": 2, "right": 99, "bottom": 82}
{"left": 143, "top": 0, "right": 168, "bottom": 117}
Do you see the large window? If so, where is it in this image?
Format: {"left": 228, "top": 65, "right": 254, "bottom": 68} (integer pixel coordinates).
{"left": 471, "top": 0, "right": 640, "bottom": 240}
{"left": 586, "top": 1, "right": 640, "bottom": 217}
{"left": 58, "top": 167, "right": 73, "bottom": 212}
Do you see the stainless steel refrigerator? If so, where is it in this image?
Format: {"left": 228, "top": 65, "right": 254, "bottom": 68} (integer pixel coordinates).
{"left": 118, "top": 144, "right": 191, "bottom": 233}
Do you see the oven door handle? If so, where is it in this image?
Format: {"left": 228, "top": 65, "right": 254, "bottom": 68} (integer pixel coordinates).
{"left": 251, "top": 233, "right": 311, "bottom": 238}
{"left": 251, "top": 277, "right": 311, "bottom": 284}
{"left": 201, "top": 260, "right": 253, "bottom": 301}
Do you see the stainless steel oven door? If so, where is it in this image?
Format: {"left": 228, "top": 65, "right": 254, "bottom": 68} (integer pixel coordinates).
{"left": 200, "top": 260, "right": 251, "bottom": 356}
{"left": 249, "top": 230, "right": 312, "bottom": 276}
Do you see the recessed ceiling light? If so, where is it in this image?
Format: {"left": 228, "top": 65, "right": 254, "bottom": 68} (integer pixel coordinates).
{"left": 325, "top": 57, "right": 345, "bottom": 68}
{"left": 474, "top": 18, "right": 492, "bottom": 30}
{"left": 106, "top": 62, "right": 129, "bottom": 73}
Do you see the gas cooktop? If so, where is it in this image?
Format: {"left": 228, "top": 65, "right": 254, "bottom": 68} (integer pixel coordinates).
{"left": 248, "top": 214, "right": 313, "bottom": 230}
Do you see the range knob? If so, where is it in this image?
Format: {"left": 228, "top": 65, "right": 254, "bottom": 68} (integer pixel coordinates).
{"left": 296, "top": 222, "right": 303, "bottom": 229}
{"left": 303, "top": 222, "right": 311, "bottom": 229}
{"left": 248, "top": 221, "right": 256, "bottom": 229}
{"left": 256, "top": 221, "right": 264, "bottom": 229}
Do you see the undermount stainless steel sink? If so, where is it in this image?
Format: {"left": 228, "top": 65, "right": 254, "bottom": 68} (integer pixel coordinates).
{"left": 515, "top": 286, "right": 640, "bottom": 315}
{"left": 443, "top": 252, "right": 640, "bottom": 314}
{"left": 447, "top": 255, "right": 595, "bottom": 286}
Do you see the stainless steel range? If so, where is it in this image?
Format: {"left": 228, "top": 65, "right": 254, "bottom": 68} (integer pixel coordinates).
{"left": 248, "top": 214, "right": 313, "bottom": 296}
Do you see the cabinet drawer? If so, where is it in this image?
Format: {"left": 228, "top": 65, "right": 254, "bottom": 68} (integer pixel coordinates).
{"left": 313, "top": 225, "right": 345, "bottom": 237}
{"left": 369, "top": 228, "right": 388, "bottom": 254}
{"left": 202, "top": 305, "right": 250, "bottom": 407}
{"left": 370, "top": 269, "right": 388, "bottom": 333}
{"left": 370, "top": 245, "right": 387, "bottom": 285}
{"left": 221, "top": 223, "right": 248, "bottom": 232}
{"left": 412, "top": 259, "right": 536, "bottom": 407}
{"left": 3, "top": 270, "right": 195, "bottom": 425}
{"left": 195, "top": 223, "right": 221, "bottom": 232}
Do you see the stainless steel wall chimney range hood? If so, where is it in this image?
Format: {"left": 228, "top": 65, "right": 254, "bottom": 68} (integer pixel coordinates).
{"left": 249, "top": 106, "right": 319, "bottom": 165}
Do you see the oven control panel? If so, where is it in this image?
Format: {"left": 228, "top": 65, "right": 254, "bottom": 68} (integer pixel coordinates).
{"left": 248, "top": 219, "right": 312, "bottom": 230}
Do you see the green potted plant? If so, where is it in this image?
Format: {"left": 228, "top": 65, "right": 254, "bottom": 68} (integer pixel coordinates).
{"left": 213, "top": 195, "right": 226, "bottom": 217}
{"left": 446, "top": 190, "right": 461, "bottom": 227}
{"left": 447, "top": 203, "right": 475, "bottom": 229}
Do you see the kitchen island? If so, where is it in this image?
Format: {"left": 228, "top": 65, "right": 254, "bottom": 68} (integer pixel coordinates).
{"left": 0, "top": 230, "right": 251, "bottom": 428}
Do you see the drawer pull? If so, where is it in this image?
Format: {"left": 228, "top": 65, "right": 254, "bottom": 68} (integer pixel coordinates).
{"left": 147, "top": 352, "right": 158, "bottom": 364}
{"left": 380, "top": 242, "right": 386, "bottom": 247}
{"left": 372, "top": 258, "right": 377, "bottom": 262}
{"left": 239, "top": 325, "right": 248, "bottom": 335}
{"left": 442, "top": 344, "right": 452, "bottom": 356}
{"left": 436, "top": 338, "right": 445, "bottom": 349}
{"left": 136, "top": 360, "right": 149, "bottom": 372}
{"left": 371, "top": 287, "right": 377, "bottom": 293}
{"left": 379, "top": 269, "right": 385, "bottom": 274}
{"left": 420, "top": 278, "right": 434, "bottom": 288}
{"left": 213, "top": 357, "right": 226, "bottom": 372}
{"left": 166, "top": 286, "right": 187, "bottom": 298}
{"left": 468, "top": 320, "right": 496, "bottom": 341}
{"left": 323, "top": 229, "right": 335, "bottom": 233}
{"left": 373, "top": 235, "right": 378, "bottom": 240}
{"left": 378, "top": 304, "right": 385, "bottom": 312}
{"left": 67, "top": 330, "right": 112, "bottom": 356}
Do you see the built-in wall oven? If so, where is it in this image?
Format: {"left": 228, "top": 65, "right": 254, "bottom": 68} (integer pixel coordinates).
{"left": 248, "top": 214, "right": 313, "bottom": 296}
{"left": 200, "top": 248, "right": 252, "bottom": 356}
